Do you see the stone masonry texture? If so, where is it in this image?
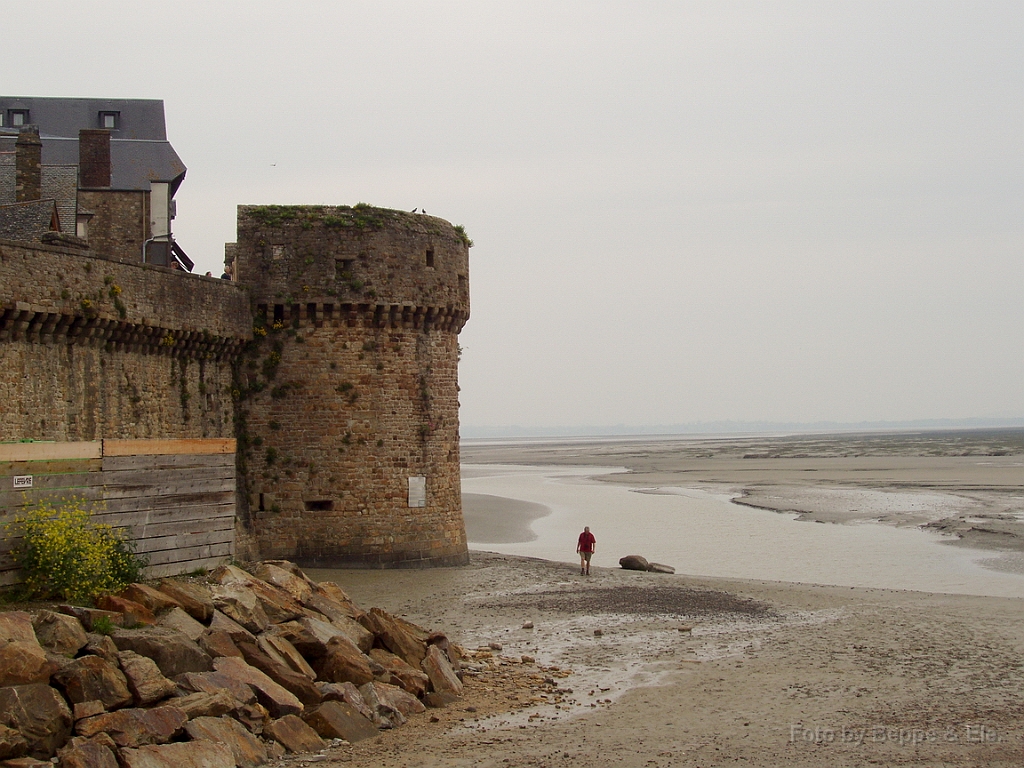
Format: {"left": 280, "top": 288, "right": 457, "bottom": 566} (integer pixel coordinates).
{"left": 232, "top": 205, "right": 470, "bottom": 568}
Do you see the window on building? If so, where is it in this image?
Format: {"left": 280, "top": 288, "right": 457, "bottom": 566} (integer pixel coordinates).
{"left": 426, "top": 248, "right": 435, "bottom": 268}
{"left": 99, "top": 111, "right": 119, "bottom": 129}
{"left": 10, "top": 110, "right": 29, "bottom": 126}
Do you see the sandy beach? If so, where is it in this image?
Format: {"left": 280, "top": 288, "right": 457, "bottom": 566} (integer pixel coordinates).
{"left": 299, "top": 430, "right": 1024, "bottom": 766}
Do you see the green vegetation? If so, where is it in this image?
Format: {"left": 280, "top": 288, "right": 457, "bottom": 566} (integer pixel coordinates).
{"left": 5, "top": 499, "right": 147, "bottom": 602}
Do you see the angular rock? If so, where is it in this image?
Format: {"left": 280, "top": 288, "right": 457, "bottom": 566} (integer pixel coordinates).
{"left": 301, "top": 594, "right": 358, "bottom": 627}
{"left": 119, "top": 584, "right": 179, "bottom": 616}
{"left": 56, "top": 736, "right": 118, "bottom": 768}
{"left": 273, "top": 617, "right": 340, "bottom": 661}
{"left": 250, "top": 563, "right": 312, "bottom": 604}
{"left": 206, "top": 612, "right": 254, "bottom": 644}
{"left": 211, "top": 657, "right": 303, "bottom": 718}
{"left": 0, "top": 724, "right": 28, "bottom": 761}
{"left": 0, "top": 683, "right": 73, "bottom": 758}
{"left": 118, "top": 651, "right": 177, "bottom": 706}
{"left": 315, "top": 635, "right": 374, "bottom": 687}
{"left": 32, "top": 611, "right": 88, "bottom": 658}
{"left": 359, "top": 608, "right": 426, "bottom": 667}
{"left": 257, "top": 632, "right": 316, "bottom": 680}
{"left": 264, "top": 741, "right": 284, "bottom": 761}
{"left": 328, "top": 616, "right": 374, "bottom": 655}
{"left": 2, "top": 757, "right": 51, "bottom": 768}
{"left": 262, "top": 716, "right": 324, "bottom": 754}
{"left": 0, "top": 640, "right": 59, "bottom": 687}
{"left": 110, "top": 627, "right": 213, "bottom": 678}
{"left": 420, "top": 644, "right": 463, "bottom": 696}
{"left": 118, "top": 741, "right": 234, "bottom": 768}
{"left": 75, "top": 706, "right": 186, "bottom": 747}
{"left": 423, "top": 691, "right": 461, "bottom": 709}
{"left": 156, "top": 608, "right": 206, "bottom": 642}
{"left": 83, "top": 635, "right": 120, "bottom": 664}
{"left": 197, "top": 631, "right": 243, "bottom": 660}
{"left": 184, "top": 716, "right": 267, "bottom": 768}
{"left": 302, "top": 701, "right": 377, "bottom": 744}
{"left": 232, "top": 703, "right": 270, "bottom": 736}
{"left": 169, "top": 690, "right": 239, "bottom": 720}
{"left": 156, "top": 581, "right": 214, "bottom": 624}
{"left": 618, "top": 555, "right": 650, "bottom": 571}
{"left": 316, "top": 683, "right": 375, "bottom": 723}
{"left": 368, "top": 648, "right": 429, "bottom": 698}
{"left": 647, "top": 561, "right": 676, "bottom": 574}
{"left": 94, "top": 596, "right": 156, "bottom": 626}
{"left": 0, "top": 612, "right": 37, "bottom": 643}
{"left": 309, "top": 582, "right": 364, "bottom": 621}
{"left": 360, "top": 681, "right": 425, "bottom": 719}
{"left": 174, "top": 672, "right": 256, "bottom": 706}
{"left": 209, "top": 586, "right": 269, "bottom": 635}
{"left": 53, "top": 655, "right": 133, "bottom": 710}
{"left": 209, "top": 567, "right": 303, "bottom": 625}
{"left": 356, "top": 682, "right": 406, "bottom": 728}
{"left": 72, "top": 701, "right": 105, "bottom": 721}
{"left": 234, "top": 639, "right": 322, "bottom": 707}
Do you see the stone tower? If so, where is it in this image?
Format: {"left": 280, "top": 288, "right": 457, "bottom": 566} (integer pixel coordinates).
{"left": 232, "top": 205, "right": 470, "bottom": 567}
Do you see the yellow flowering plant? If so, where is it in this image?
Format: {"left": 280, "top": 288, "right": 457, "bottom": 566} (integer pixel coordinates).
{"left": 6, "top": 498, "right": 147, "bottom": 603}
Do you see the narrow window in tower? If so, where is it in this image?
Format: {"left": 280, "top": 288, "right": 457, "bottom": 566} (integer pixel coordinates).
{"left": 304, "top": 499, "right": 334, "bottom": 511}
{"left": 307, "top": 303, "right": 317, "bottom": 326}
{"left": 258, "top": 493, "right": 265, "bottom": 511}
{"left": 425, "top": 249, "right": 435, "bottom": 268}
{"left": 273, "top": 304, "right": 284, "bottom": 324}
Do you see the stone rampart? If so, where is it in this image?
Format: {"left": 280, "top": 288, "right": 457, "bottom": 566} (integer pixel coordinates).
{"left": 232, "top": 205, "right": 470, "bottom": 568}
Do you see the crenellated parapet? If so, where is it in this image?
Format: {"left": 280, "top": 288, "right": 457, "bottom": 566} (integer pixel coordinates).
{"left": 231, "top": 205, "right": 471, "bottom": 569}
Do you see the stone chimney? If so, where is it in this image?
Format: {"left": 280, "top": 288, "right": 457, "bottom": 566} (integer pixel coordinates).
{"left": 15, "top": 126, "right": 42, "bottom": 202}
{"left": 79, "top": 129, "right": 111, "bottom": 188}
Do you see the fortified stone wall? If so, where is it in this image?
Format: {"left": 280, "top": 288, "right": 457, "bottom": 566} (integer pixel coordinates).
{"left": 0, "top": 239, "right": 250, "bottom": 442}
{"left": 232, "top": 205, "right": 470, "bottom": 568}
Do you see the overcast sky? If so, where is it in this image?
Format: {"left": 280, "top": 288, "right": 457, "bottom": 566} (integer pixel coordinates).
{"left": 9, "top": 1, "right": 1023, "bottom": 432}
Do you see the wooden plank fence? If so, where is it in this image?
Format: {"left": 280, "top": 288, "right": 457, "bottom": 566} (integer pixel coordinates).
{"left": 0, "top": 439, "right": 236, "bottom": 587}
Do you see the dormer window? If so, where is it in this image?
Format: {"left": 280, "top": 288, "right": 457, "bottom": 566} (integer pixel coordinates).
{"left": 99, "top": 111, "right": 119, "bottom": 129}
{"left": 10, "top": 110, "right": 29, "bottom": 127}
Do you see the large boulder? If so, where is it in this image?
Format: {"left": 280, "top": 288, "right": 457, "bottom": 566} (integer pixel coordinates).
{"left": 368, "top": 648, "right": 429, "bottom": 698}
{"left": 272, "top": 617, "right": 346, "bottom": 661}
{"left": 647, "top": 562, "right": 676, "bottom": 574}
{"left": 155, "top": 581, "right": 214, "bottom": 624}
{"left": 111, "top": 628, "right": 213, "bottom": 678}
{"left": 32, "top": 611, "right": 88, "bottom": 658}
{"left": 420, "top": 644, "right": 463, "bottom": 696}
{"left": 75, "top": 706, "right": 187, "bottom": 747}
{"left": 360, "top": 681, "right": 425, "bottom": 719}
{"left": 168, "top": 690, "right": 239, "bottom": 720}
{"left": 211, "top": 657, "right": 303, "bottom": 718}
{"left": 118, "top": 741, "right": 234, "bottom": 768}
{"left": 0, "top": 723, "right": 28, "bottom": 761}
{"left": 316, "top": 682, "right": 375, "bottom": 724}
{"left": 0, "top": 640, "right": 59, "bottom": 687}
{"left": 209, "top": 586, "right": 270, "bottom": 635}
{"left": 206, "top": 611, "right": 254, "bottom": 644}
{"left": 618, "top": 555, "right": 650, "bottom": 571}
{"left": 0, "top": 612, "right": 37, "bottom": 643}
{"left": 262, "top": 715, "right": 324, "bottom": 754}
{"left": 94, "top": 596, "right": 156, "bottom": 626}
{"left": 314, "top": 636, "right": 374, "bottom": 687}
{"left": 234, "top": 639, "right": 322, "bottom": 708}
{"left": 157, "top": 608, "right": 206, "bottom": 642}
{"left": 56, "top": 737, "right": 118, "bottom": 768}
{"left": 208, "top": 567, "right": 304, "bottom": 625}
{"left": 308, "top": 583, "right": 364, "bottom": 621}
{"left": 250, "top": 563, "right": 313, "bottom": 604}
{"left": 174, "top": 672, "right": 257, "bottom": 706}
{"left": 302, "top": 701, "right": 377, "bottom": 744}
{"left": 118, "top": 651, "right": 177, "bottom": 706}
{"left": 359, "top": 608, "right": 426, "bottom": 667}
{"left": 257, "top": 632, "right": 316, "bottom": 680}
{"left": 184, "top": 716, "right": 268, "bottom": 768}
{"left": 197, "top": 631, "right": 243, "bottom": 660}
{"left": 0, "top": 683, "right": 73, "bottom": 758}
{"left": 53, "top": 655, "right": 133, "bottom": 710}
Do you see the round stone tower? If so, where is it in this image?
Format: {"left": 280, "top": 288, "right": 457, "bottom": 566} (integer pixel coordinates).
{"left": 232, "top": 204, "right": 470, "bottom": 567}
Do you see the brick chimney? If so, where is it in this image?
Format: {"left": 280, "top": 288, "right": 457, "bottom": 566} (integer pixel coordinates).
{"left": 79, "top": 129, "right": 111, "bottom": 188}
{"left": 15, "top": 126, "right": 42, "bottom": 202}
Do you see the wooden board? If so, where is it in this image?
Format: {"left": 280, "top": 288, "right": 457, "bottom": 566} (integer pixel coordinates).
{"left": 103, "top": 439, "right": 236, "bottom": 457}
{"left": 0, "top": 442, "right": 101, "bottom": 462}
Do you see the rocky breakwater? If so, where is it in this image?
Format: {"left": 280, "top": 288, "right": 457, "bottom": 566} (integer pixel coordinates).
{"left": 0, "top": 561, "right": 467, "bottom": 768}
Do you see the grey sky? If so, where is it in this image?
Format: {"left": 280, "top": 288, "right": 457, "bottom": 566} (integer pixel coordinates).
{"left": 8, "top": 1, "right": 1023, "bottom": 430}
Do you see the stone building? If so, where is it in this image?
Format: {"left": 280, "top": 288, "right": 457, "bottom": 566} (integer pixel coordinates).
{"left": 0, "top": 100, "right": 471, "bottom": 573}
{"left": 0, "top": 97, "right": 191, "bottom": 267}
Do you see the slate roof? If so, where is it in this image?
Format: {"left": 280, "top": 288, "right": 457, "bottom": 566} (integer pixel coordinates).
{"left": 0, "top": 199, "right": 60, "bottom": 242}
{"left": 0, "top": 153, "right": 78, "bottom": 234}
{"left": 0, "top": 97, "right": 186, "bottom": 193}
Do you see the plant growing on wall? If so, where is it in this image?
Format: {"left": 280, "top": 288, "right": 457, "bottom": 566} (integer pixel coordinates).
{"left": 5, "top": 498, "right": 147, "bottom": 602}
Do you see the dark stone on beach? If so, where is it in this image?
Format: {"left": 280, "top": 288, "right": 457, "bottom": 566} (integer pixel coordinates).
{"left": 618, "top": 555, "right": 650, "bottom": 571}
{"left": 647, "top": 562, "right": 676, "bottom": 574}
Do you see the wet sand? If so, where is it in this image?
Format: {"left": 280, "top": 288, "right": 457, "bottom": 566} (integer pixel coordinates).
{"left": 310, "top": 551, "right": 1024, "bottom": 768}
{"left": 305, "top": 430, "right": 1024, "bottom": 766}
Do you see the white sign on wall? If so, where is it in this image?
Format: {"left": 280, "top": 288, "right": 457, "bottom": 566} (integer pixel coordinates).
{"left": 13, "top": 476, "right": 33, "bottom": 489}
{"left": 408, "top": 476, "right": 426, "bottom": 508}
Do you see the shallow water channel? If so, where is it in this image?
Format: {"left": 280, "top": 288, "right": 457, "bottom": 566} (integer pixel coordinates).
{"left": 462, "top": 463, "right": 1024, "bottom": 598}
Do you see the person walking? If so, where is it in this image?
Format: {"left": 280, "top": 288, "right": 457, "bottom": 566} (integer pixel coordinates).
{"left": 577, "top": 526, "right": 596, "bottom": 576}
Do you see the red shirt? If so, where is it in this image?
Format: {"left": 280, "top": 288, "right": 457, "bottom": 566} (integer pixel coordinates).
{"left": 577, "top": 530, "right": 596, "bottom": 553}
